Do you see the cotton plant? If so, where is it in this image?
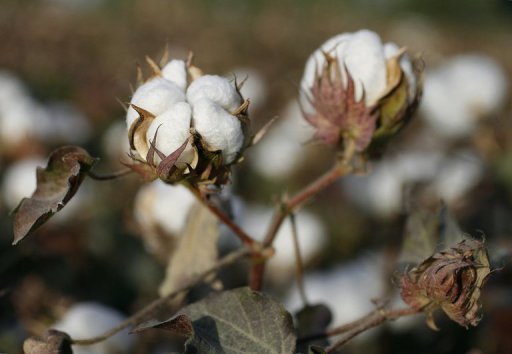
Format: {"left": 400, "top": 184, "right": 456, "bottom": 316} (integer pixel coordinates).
{"left": 11, "top": 29, "right": 495, "bottom": 354}
{"left": 420, "top": 54, "right": 508, "bottom": 138}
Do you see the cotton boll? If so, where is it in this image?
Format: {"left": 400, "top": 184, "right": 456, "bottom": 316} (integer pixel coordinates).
{"left": 285, "top": 254, "right": 385, "bottom": 327}
{"left": 191, "top": 98, "right": 244, "bottom": 164}
{"left": 249, "top": 100, "right": 315, "bottom": 179}
{"left": 1, "top": 157, "right": 45, "bottom": 210}
{"left": 433, "top": 150, "right": 484, "bottom": 203}
{"left": 126, "top": 77, "right": 186, "bottom": 129}
{"left": 241, "top": 205, "right": 326, "bottom": 279}
{"left": 162, "top": 59, "right": 188, "bottom": 91}
{"left": 301, "top": 30, "right": 409, "bottom": 106}
{"left": 52, "top": 302, "right": 132, "bottom": 354}
{"left": 420, "top": 54, "right": 508, "bottom": 138}
{"left": 186, "top": 75, "right": 242, "bottom": 113}
{"left": 146, "top": 102, "right": 194, "bottom": 166}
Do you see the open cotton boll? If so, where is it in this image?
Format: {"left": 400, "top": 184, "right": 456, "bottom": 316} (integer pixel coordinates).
{"left": 241, "top": 205, "right": 326, "bottom": 277}
{"left": 302, "top": 30, "right": 395, "bottom": 106}
{"left": 285, "top": 253, "right": 385, "bottom": 327}
{"left": 1, "top": 157, "right": 45, "bottom": 210}
{"left": 52, "top": 302, "right": 132, "bottom": 354}
{"left": 191, "top": 98, "right": 244, "bottom": 164}
{"left": 186, "top": 75, "right": 242, "bottom": 113}
{"left": 126, "top": 77, "right": 186, "bottom": 129}
{"left": 249, "top": 100, "right": 315, "bottom": 178}
{"left": 145, "top": 102, "right": 194, "bottom": 165}
{"left": 420, "top": 54, "right": 508, "bottom": 138}
{"left": 162, "top": 59, "right": 188, "bottom": 91}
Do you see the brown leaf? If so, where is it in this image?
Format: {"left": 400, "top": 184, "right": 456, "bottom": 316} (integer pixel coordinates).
{"left": 23, "top": 330, "right": 73, "bottom": 354}
{"left": 12, "top": 146, "right": 97, "bottom": 244}
{"left": 159, "top": 202, "right": 220, "bottom": 297}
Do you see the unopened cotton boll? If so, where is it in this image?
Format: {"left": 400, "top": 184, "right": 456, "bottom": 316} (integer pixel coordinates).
{"left": 420, "top": 54, "right": 508, "bottom": 137}
{"left": 126, "top": 77, "right": 186, "bottom": 129}
{"left": 52, "top": 302, "right": 132, "bottom": 354}
{"left": 241, "top": 205, "right": 326, "bottom": 278}
{"left": 285, "top": 254, "right": 385, "bottom": 327}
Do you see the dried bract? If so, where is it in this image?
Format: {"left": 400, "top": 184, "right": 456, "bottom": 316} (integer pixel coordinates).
{"left": 399, "top": 239, "right": 491, "bottom": 329}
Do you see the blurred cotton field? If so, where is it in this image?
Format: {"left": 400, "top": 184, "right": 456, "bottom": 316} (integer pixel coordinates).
{"left": 1, "top": 1, "right": 512, "bottom": 354}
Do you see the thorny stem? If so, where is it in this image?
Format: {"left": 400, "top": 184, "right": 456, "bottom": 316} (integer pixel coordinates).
{"left": 250, "top": 163, "right": 353, "bottom": 291}
{"left": 298, "top": 307, "right": 419, "bottom": 352}
{"left": 87, "top": 168, "right": 133, "bottom": 181}
{"left": 71, "top": 248, "right": 250, "bottom": 346}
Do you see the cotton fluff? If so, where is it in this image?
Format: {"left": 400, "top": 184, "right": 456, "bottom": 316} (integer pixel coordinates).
{"left": 301, "top": 29, "right": 417, "bottom": 107}
{"left": 420, "top": 54, "right": 508, "bottom": 137}
{"left": 52, "top": 302, "right": 132, "bottom": 354}
{"left": 126, "top": 77, "right": 186, "bottom": 129}
{"left": 241, "top": 205, "right": 326, "bottom": 279}
{"left": 285, "top": 253, "right": 385, "bottom": 326}
{"left": 127, "top": 62, "right": 246, "bottom": 166}
{"left": 249, "top": 100, "right": 315, "bottom": 178}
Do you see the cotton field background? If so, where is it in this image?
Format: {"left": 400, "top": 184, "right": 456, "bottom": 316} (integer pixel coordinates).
{"left": 1, "top": 0, "right": 512, "bottom": 353}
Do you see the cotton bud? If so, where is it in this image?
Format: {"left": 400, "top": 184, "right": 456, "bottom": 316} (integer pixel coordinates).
{"left": 301, "top": 29, "right": 421, "bottom": 158}
{"left": 126, "top": 56, "right": 250, "bottom": 187}
{"left": 399, "top": 239, "right": 491, "bottom": 329}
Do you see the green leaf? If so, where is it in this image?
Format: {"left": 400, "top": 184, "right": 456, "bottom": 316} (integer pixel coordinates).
{"left": 12, "top": 146, "right": 97, "bottom": 244}
{"left": 159, "top": 202, "right": 220, "bottom": 297}
{"left": 134, "top": 287, "right": 297, "bottom": 354}
{"left": 23, "top": 330, "right": 73, "bottom": 354}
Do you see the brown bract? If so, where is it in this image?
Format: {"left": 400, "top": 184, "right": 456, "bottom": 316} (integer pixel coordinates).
{"left": 399, "top": 239, "right": 491, "bottom": 329}
{"left": 302, "top": 53, "right": 378, "bottom": 153}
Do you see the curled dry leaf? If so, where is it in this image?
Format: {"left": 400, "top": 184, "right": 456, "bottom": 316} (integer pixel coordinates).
{"left": 134, "top": 287, "right": 297, "bottom": 354}
{"left": 399, "top": 239, "right": 491, "bottom": 329}
{"left": 12, "top": 146, "right": 97, "bottom": 245}
{"left": 23, "top": 329, "right": 73, "bottom": 354}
